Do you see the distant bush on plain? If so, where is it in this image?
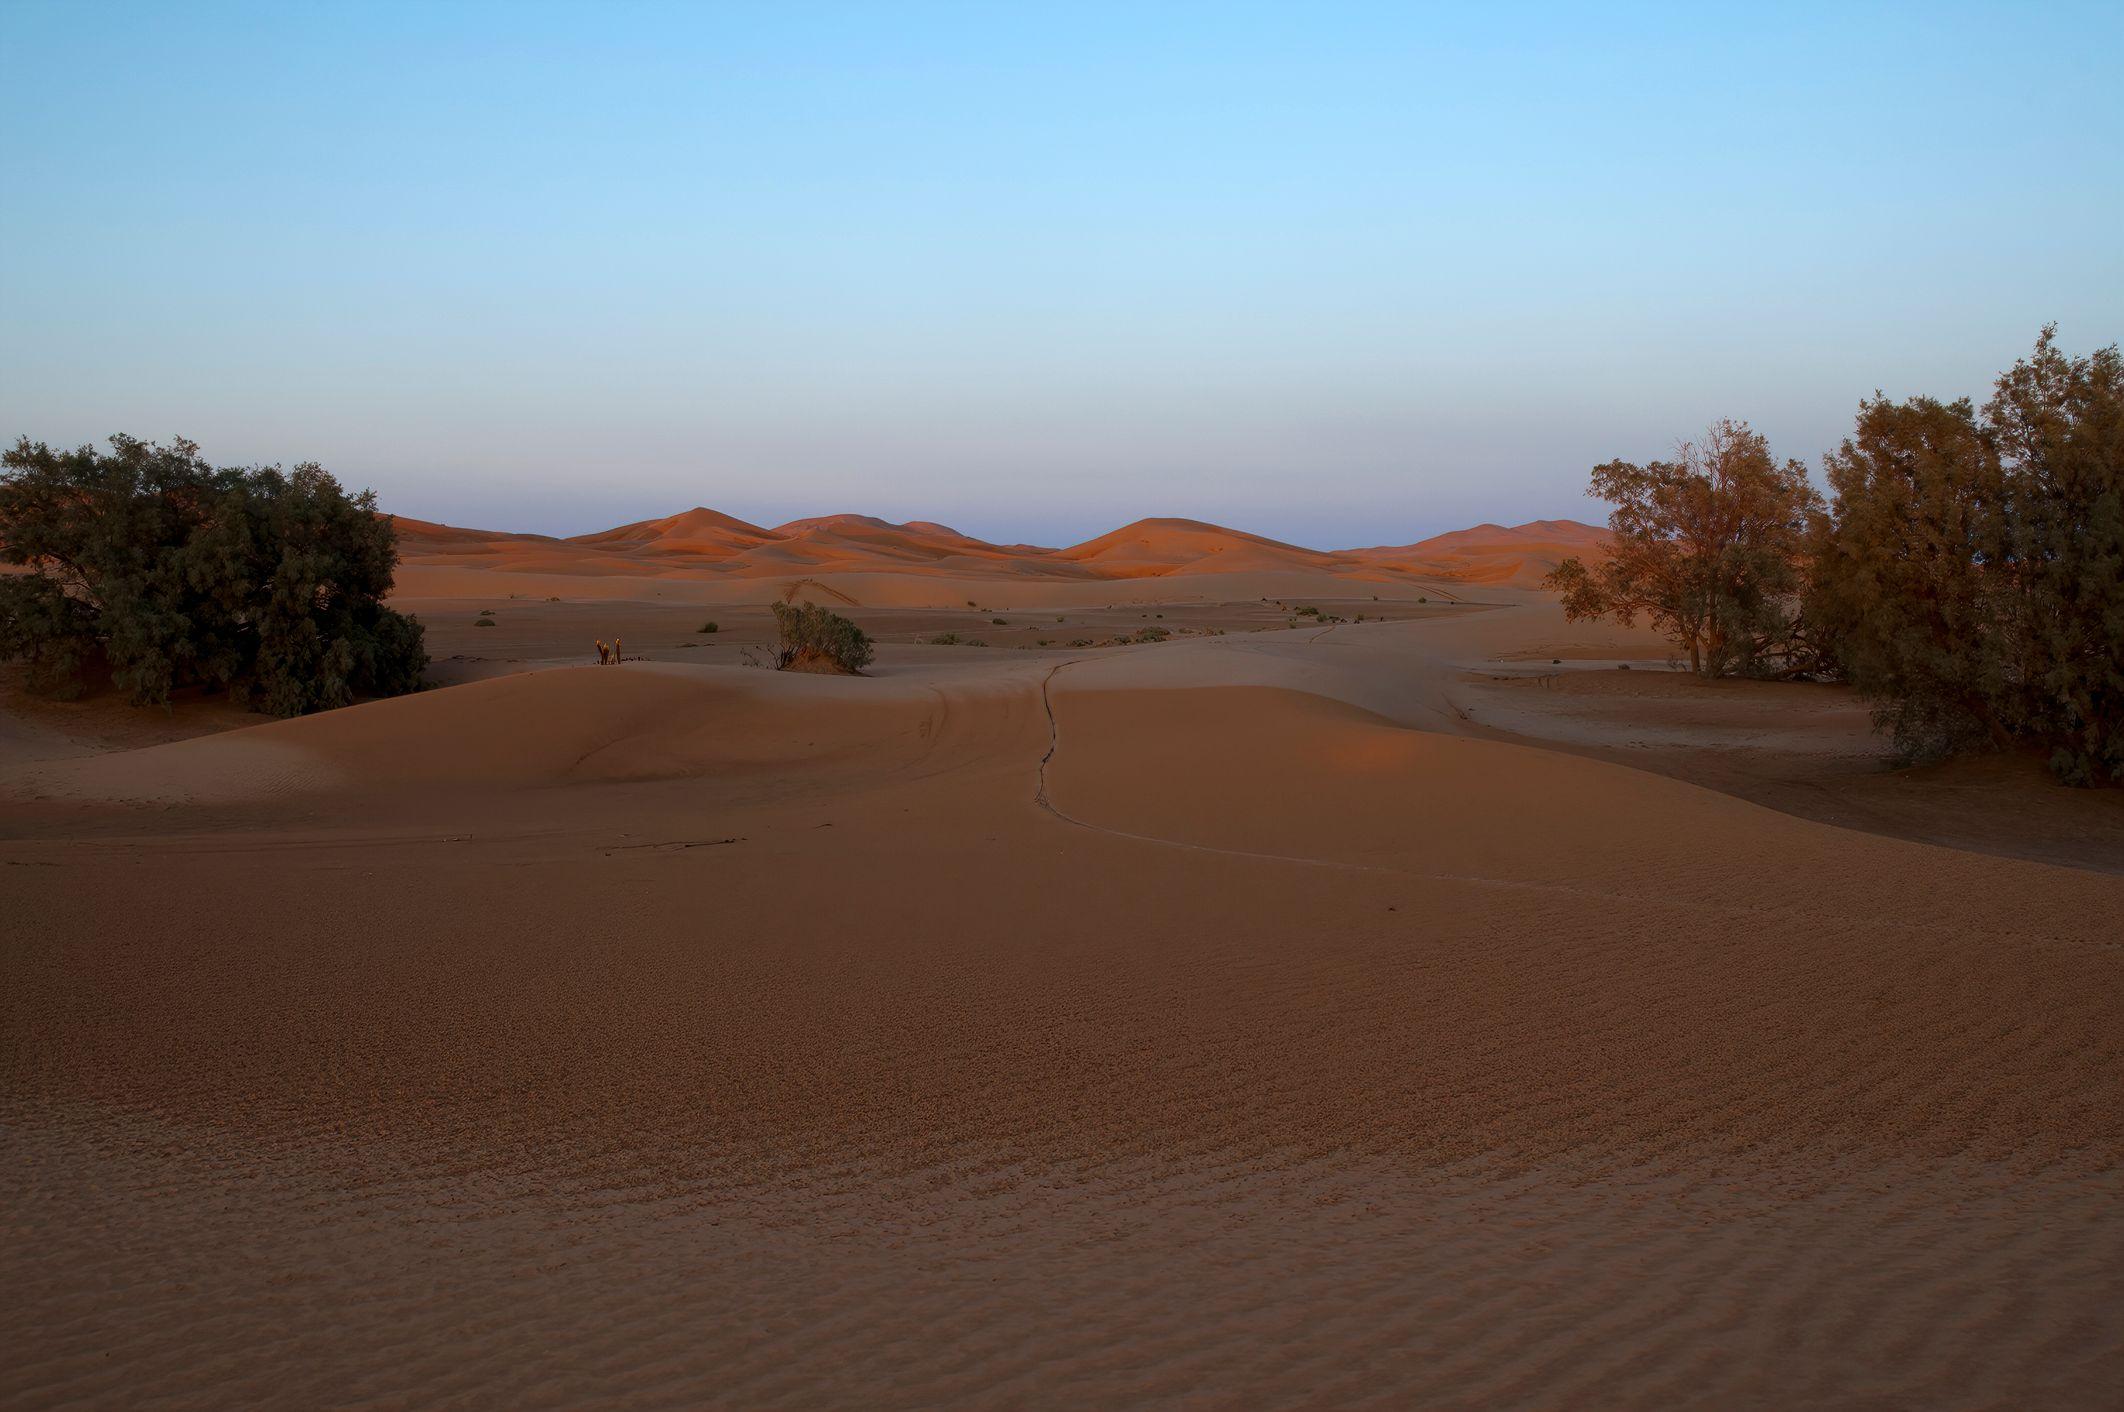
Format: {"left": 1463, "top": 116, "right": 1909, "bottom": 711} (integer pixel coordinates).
{"left": 772, "top": 601, "right": 873, "bottom": 673}
{"left": 0, "top": 435, "right": 426, "bottom": 714}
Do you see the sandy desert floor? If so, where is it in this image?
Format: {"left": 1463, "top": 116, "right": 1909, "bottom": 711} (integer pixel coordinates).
{"left": 4, "top": 575, "right": 2122, "bottom": 1409}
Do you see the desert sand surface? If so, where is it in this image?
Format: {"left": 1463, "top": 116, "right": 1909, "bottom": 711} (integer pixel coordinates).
{"left": 5, "top": 537, "right": 2123, "bottom": 1409}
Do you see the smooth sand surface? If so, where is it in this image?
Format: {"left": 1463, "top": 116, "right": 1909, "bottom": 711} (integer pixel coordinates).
{"left": 4, "top": 571, "right": 2121, "bottom": 1409}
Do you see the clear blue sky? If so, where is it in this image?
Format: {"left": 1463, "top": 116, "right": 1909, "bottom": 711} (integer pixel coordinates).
{"left": 3, "top": 2, "right": 2118, "bottom": 547}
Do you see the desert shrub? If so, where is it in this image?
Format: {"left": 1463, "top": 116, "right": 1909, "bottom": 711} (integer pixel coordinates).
{"left": 697, "top": 620, "right": 719, "bottom": 634}
{"left": 1546, "top": 419, "right": 1824, "bottom": 677}
{"left": 1135, "top": 626, "right": 1169, "bottom": 642}
{"left": 1068, "top": 638, "right": 1093, "bottom": 647}
{"left": 0, "top": 435, "right": 426, "bottom": 712}
{"left": 929, "top": 632, "right": 962, "bottom": 646}
{"left": 1296, "top": 605, "right": 1321, "bottom": 617}
{"left": 1812, "top": 329, "right": 2123, "bottom": 782}
{"left": 474, "top": 616, "right": 497, "bottom": 627}
{"left": 991, "top": 617, "right": 1007, "bottom": 625}
{"left": 772, "top": 601, "right": 873, "bottom": 673}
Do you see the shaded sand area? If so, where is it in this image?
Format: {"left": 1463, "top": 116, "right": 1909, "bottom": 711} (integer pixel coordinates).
{"left": 5, "top": 585, "right": 2123, "bottom": 1408}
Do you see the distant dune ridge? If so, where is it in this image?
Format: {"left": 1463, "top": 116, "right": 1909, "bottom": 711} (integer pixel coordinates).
{"left": 389, "top": 509, "right": 1608, "bottom": 588}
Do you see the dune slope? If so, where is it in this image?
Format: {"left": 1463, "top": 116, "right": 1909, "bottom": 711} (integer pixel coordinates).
{"left": 2, "top": 608, "right": 2117, "bottom": 1410}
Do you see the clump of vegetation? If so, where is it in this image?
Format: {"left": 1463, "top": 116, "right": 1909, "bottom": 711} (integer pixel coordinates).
{"left": 474, "top": 615, "right": 497, "bottom": 627}
{"left": 1067, "top": 637, "right": 1094, "bottom": 647}
{"left": 928, "top": 632, "right": 963, "bottom": 645}
{"left": 697, "top": 620, "right": 718, "bottom": 634}
{"left": 1810, "top": 329, "right": 2123, "bottom": 783}
{"left": 1550, "top": 329, "right": 2122, "bottom": 786}
{"left": 1134, "top": 626, "right": 1169, "bottom": 642}
{"left": 1546, "top": 419, "right": 1823, "bottom": 679}
{"left": 771, "top": 601, "right": 873, "bottom": 673}
{"left": 991, "top": 617, "right": 1007, "bottom": 625}
{"left": 1295, "top": 605, "right": 1322, "bottom": 617}
{"left": 0, "top": 435, "right": 426, "bottom": 713}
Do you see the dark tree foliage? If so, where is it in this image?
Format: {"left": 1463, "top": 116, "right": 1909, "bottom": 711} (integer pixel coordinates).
{"left": 0, "top": 435, "right": 427, "bottom": 713}
{"left": 1808, "top": 396, "right": 2012, "bottom": 761}
{"left": 1813, "top": 330, "right": 2123, "bottom": 784}
{"left": 771, "top": 601, "right": 874, "bottom": 673}
{"left": 1545, "top": 420, "right": 1826, "bottom": 677}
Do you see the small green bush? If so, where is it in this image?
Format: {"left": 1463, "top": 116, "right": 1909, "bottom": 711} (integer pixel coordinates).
{"left": 929, "top": 632, "right": 962, "bottom": 645}
{"left": 991, "top": 617, "right": 1007, "bottom": 625}
{"left": 697, "top": 620, "right": 719, "bottom": 633}
{"left": 772, "top": 601, "right": 873, "bottom": 673}
{"left": 474, "top": 616, "right": 497, "bottom": 627}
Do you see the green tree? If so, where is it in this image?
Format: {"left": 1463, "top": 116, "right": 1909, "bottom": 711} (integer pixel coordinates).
{"left": 1811, "top": 329, "right": 2122, "bottom": 785}
{"left": 1545, "top": 420, "right": 1824, "bottom": 676}
{"left": 1988, "top": 330, "right": 2124, "bottom": 786}
{"left": 0, "top": 435, "right": 427, "bottom": 713}
{"left": 1808, "top": 395, "right": 2013, "bottom": 760}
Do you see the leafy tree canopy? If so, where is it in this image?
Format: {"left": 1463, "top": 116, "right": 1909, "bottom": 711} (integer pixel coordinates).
{"left": 1813, "top": 329, "right": 2122, "bottom": 783}
{"left": 1545, "top": 419, "right": 1825, "bottom": 677}
{"left": 0, "top": 434, "right": 427, "bottom": 713}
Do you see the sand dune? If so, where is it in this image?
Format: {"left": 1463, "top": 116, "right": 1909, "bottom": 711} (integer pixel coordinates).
{"left": 4, "top": 590, "right": 2119, "bottom": 1408}
{"left": 1349, "top": 517, "right": 1613, "bottom": 586}
{"left": 387, "top": 507, "right": 1610, "bottom": 594}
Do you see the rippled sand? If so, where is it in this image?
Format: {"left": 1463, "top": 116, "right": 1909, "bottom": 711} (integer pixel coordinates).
{"left": 6, "top": 604, "right": 2121, "bottom": 1408}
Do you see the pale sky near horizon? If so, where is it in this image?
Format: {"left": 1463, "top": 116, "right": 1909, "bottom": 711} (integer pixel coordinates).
{"left": 3, "top": 2, "right": 2119, "bottom": 549}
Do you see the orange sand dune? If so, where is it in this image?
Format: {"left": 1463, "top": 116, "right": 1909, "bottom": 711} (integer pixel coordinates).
{"left": 3, "top": 598, "right": 2119, "bottom": 1408}
{"left": 389, "top": 506, "right": 1608, "bottom": 593}
{"left": 1053, "top": 516, "right": 1341, "bottom": 577}
{"left": 1350, "top": 517, "right": 1612, "bottom": 586}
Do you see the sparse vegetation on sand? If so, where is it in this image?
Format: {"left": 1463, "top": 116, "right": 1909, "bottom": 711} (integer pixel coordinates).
{"left": 697, "top": 620, "right": 718, "bottom": 633}
{"left": 474, "top": 616, "right": 497, "bottom": 627}
{"left": 1548, "top": 329, "right": 2122, "bottom": 785}
{"left": 772, "top": 601, "right": 873, "bottom": 673}
{"left": 0, "top": 434, "right": 427, "bottom": 713}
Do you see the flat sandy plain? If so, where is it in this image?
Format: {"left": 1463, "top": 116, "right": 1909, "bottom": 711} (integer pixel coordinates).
{"left": 4, "top": 515, "right": 2122, "bottom": 1409}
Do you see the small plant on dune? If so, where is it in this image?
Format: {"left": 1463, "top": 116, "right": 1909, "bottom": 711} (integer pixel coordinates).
{"left": 929, "top": 632, "right": 962, "bottom": 645}
{"left": 473, "top": 615, "right": 497, "bottom": 627}
{"left": 771, "top": 601, "right": 873, "bottom": 673}
{"left": 965, "top": 599, "right": 976, "bottom": 608}
{"left": 1135, "top": 626, "right": 1169, "bottom": 642}
{"left": 991, "top": 617, "right": 1007, "bottom": 625}
{"left": 697, "top": 620, "right": 718, "bottom": 633}
{"left": 1296, "top": 605, "right": 1321, "bottom": 617}
{"left": 1055, "top": 615, "right": 1065, "bottom": 622}
{"left": 1068, "top": 638, "right": 1093, "bottom": 647}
